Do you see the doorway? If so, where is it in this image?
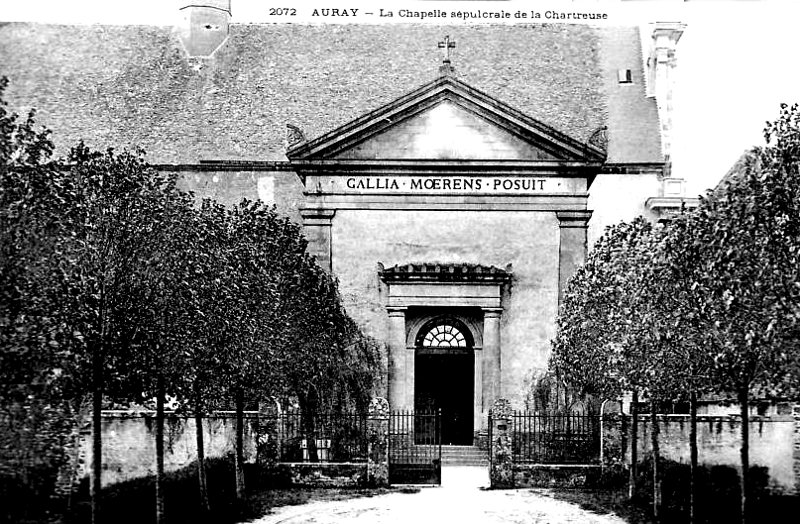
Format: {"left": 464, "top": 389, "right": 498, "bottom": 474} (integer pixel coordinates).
{"left": 413, "top": 318, "right": 475, "bottom": 445}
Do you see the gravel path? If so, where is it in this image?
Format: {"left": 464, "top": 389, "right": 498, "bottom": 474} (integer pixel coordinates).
{"left": 247, "top": 467, "right": 626, "bottom": 524}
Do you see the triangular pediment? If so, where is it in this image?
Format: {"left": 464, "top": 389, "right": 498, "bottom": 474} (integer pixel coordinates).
{"left": 336, "top": 100, "right": 557, "bottom": 161}
{"left": 287, "top": 76, "right": 605, "bottom": 163}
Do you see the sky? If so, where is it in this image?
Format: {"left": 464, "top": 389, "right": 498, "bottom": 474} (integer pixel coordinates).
{"left": 667, "top": 7, "right": 800, "bottom": 196}
{"left": 1, "top": 0, "right": 799, "bottom": 196}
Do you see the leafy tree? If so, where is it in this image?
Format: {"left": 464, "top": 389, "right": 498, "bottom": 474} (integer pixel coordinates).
{"left": 116, "top": 185, "right": 208, "bottom": 523}
{"left": 59, "top": 143, "right": 185, "bottom": 524}
{"left": 652, "top": 210, "right": 717, "bottom": 523}
{"left": 1, "top": 74, "right": 383, "bottom": 523}
{"left": 551, "top": 218, "right": 654, "bottom": 502}
{"left": 551, "top": 104, "right": 800, "bottom": 524}
{"left": 1, "top": 75, "right": 177, "bottom": 522}
{"left": 686, "top": 104, "right": 800, "bottom": 523}
{"left": 217, "top": 201, "right": 284, "bottom": 500}
{"left": 0, "top": 76, "right": 80, "bottom": 522}
{"left": 551, "top": 217, "right": 700, "bottom": 516}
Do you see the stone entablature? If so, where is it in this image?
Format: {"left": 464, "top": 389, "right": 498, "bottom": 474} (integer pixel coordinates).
{"left": 289, "top": 76, "right": 602, "bottom": 217}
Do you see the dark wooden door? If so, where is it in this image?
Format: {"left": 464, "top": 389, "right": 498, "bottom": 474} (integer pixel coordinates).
{"left": 415, "top": 351, "right": 473, "bottom": 445}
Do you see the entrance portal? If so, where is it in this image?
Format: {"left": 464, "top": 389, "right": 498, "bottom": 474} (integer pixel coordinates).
{"left": 413, "top": 318, "right": 475, "bottom": 445}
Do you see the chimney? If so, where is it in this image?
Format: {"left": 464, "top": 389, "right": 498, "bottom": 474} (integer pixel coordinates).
{"left": 647, "top": 22, "right": 685, "bottom": 162}
{"left": 178, "top": 1, "right": 231, "bottom": 58}
{"left": 646, "top": 22, "right": 689, "bottom": 200}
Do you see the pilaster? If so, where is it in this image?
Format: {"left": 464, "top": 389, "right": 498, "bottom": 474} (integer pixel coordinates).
{"left": 300, "top": 208, "right": 335, "bottom": 272}
{"left": 474, "top": 344, "right": 484, "bottom": 432}
{"left": 556, "top": 210, "right": 592, "bottom": 306}
{"left": 387, "top": 307, "right": 409, "bottom": 410}
{"left": 482, "top": 308, "right": 503, "bottom": 408}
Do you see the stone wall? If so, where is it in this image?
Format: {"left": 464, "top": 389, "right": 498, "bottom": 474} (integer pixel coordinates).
{"left": 78, "top": 399, "right": 391, "bottom": 489}
{"left": 177, "top": 170, "right": 305, "bottom": 225}
{"left": 332, "top": 209, "right": 561, "bottom": 406}
{"left": 489, "top": 399, "right": 800, "bottom": 494}
{"left": 587, "top": 172, "right": 661, "bottom": 247}
{"left": 272, "top": 463, "right": 366, "bottom": 487}
{"left": 78, "top": 411, "right": 259, "bottom": 486}
{"left": 489, "top": 399, "right": 622, "bottom": 489}
{"left": 335, "top": 101, "right": 557, "bottom": 161}
{"left": 627, "top": 413, "right": 798, "bottom": 494}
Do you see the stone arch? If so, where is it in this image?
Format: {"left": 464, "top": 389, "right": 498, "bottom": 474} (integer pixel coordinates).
{"left": 413, "top": 315, "right": 475, "bottom": 348}
{"left": 406, "top": 312, "right": 483, "bottom": 349}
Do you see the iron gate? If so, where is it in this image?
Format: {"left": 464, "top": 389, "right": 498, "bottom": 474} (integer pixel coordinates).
{"left": 388, "top": 410, "right": 441, "bottom": 484}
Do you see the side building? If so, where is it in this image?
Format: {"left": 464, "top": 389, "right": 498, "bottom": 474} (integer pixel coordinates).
{"left": 0, "top": 3, "right": 689, "bottom": 444}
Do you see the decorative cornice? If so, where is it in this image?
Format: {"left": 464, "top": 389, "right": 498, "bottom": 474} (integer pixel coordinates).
{"left": 482, "top": 308, "right": 503, "bottom": 318}
{"left": 645, "top": 197, "right": 700, "bottom": 222}
{"left": 299, "top": 208, "right": 335, "bottom": 226}
{"left": 599, "top": 162, "right": 665, "bottom": 175}
{"left": 152, "top": 160, "right": 294, "bottom": 172}
{"left": 378, "top": 262, "right": 511, "bottom": 284}
{"left": 291, "top": 160, "right": 602, "bottom": 185}
{"left": 556, "top": 210, "right": 593, "bottom": 228}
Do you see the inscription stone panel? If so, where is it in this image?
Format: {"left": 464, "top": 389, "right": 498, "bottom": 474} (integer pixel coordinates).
{"left": 311, "top": 175, "right": 585, "bottom": 195}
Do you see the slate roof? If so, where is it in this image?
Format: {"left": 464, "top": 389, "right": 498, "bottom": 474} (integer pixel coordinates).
{"left": 712, "top": 149, "right": 760, "bottom": 197}
{"left": 0, "top": 23, "right": 662, "bottom": 165}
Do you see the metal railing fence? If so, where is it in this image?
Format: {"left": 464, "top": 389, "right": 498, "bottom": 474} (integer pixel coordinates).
{"left": 510, "top": 410, "right": 600, "bottom": 464}
{"left": 275, "top": 409, "right": 368, "bottom": 463}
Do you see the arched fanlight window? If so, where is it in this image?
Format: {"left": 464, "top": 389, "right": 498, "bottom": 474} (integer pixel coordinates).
{"left": 422, "top": 323, "right": 467, "bottom": 348}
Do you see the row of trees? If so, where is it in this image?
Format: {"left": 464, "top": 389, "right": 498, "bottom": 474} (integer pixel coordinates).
{"left": 551, "top": 104, "right": 800, "bottom": 523}
{"left": 0, "top": 77, "right": 381, "bottom": 523}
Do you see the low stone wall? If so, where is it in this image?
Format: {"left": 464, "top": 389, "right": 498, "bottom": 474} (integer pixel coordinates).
{"left": 274, "top": 463, "right": 366, "bottom": 487}
{"left": 489, "top": 399, "right": 800, "bottom": 494}
{"left": 77, "top": 411, "right": 259, "bottom": 486}
{"left": 490, "top": 399, "right": 624, "bottom": 488}
{"left": 76, "top": 397, "right": 392, "bottom": 489}
{"left": 627, "top": 413, "right": 798, "bottom": 494}
{"left": 513, "top": 464, "right": 603, "bottom": 488}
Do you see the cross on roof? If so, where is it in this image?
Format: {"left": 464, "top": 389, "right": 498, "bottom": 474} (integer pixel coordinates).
{"left": 438, "top": 35, "right": 456, "bottom": 62}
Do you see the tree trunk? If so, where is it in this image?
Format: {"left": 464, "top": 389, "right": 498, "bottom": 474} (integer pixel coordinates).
{"left": 234, "top": 388, "right": 246, "bottom": 501}
{"left": 300, "top": 395, "right": 319, "bottom": 463}
{"left": 739, "top": 388, "right": 750, "bottom": 524}
{"left": 194, "top": 384, "right": 210, "bottom": 514}
{"left": 690, "top": 389, "right": 698, "bottom": 524}
{"left": 155, "top": 372, "right": 165, "bottom": 524}
{"left": 628, "top": 390, "right": 639, "bottom": 501}
{"left": 650, "top": 400, "right": 661, "bottom": 521}
{"left": 90, "top": 345, "right": 102, "bottom": 524}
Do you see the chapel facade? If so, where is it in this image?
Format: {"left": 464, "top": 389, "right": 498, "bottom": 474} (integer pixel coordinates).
{"left": 0, "top": 2, "right": 693, "bottom": 444}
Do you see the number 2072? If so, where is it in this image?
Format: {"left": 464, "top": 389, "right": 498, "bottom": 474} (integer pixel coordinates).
{"left": 269, "top": 8, "right": 297, "bottom": 16}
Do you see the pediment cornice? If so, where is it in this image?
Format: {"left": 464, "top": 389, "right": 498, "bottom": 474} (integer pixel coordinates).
{"left": 286, "top": 76, "right": 606, "bottom": 166}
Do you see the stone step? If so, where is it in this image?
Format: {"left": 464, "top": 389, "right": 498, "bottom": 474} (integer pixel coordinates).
{"left": 440, "top": 446, "right": 489, "bottom": 466}
{"left": 442, "top": 457, "right": 488, "bottom": 463}
{"left": 440, "top": 447, "right": 487, "bottom": 453}
{"left": 442, "top": 458, "right": 488, "bottom": 466}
